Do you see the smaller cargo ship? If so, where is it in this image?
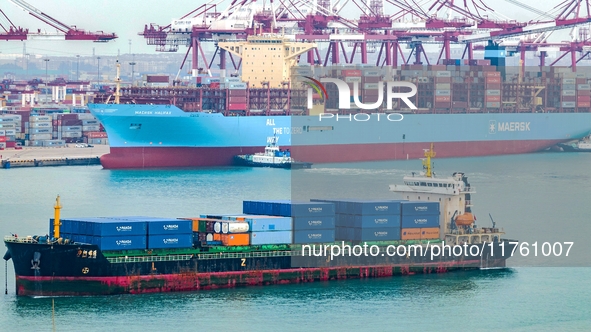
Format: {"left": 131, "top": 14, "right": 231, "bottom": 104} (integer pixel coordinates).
{"left": 234, "top": 136, "right": 312, "bottom": 169}
{"left": 3, "top": 146, "right": 516, "bottom": 296}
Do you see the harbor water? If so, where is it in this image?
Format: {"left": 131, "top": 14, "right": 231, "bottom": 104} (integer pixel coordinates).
{"left": 1, "top": 152, "right": 590, "bottom": 330}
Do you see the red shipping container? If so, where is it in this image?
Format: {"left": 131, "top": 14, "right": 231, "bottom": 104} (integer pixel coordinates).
{"left": 434, "top": 102, "right": 450, "bottom": 108}
{"left": 578, "top": 90, "right": 591, "bottom": 96}
{"left": 578, "top": 102, "right": 591, "bottom": 107}
{"left": 59, "top": 114, "right": 78, "bottom": 120}
{"left": 342, "top": 70, "right": 362, "bottom": 77}
{"left": 229, "top": 97, "right": 246, "bottom": 103}
{"left": 577, "top": 95, "right": 591, "bottom": 102}
{"left": 435, "top": 96, "right": 451, "bottom": 102}
{"left": 485, "top": 96, "right": 501, "bottom": 102}
{"left": 485, "top": 77, "right": 501, "bottom": 84}
{"left": 576, "top": 78, "right": 587, "bottom": 84}
{"left": 0, "top": 136, "right": 6, "bottom": 142}
{"left": 6, "top": 141, "right": 15, "bottom": 148}
{"left": 228, "top": 103, "right": 247, "bottom": 110}
{"left": 228, "top": 90, "right": 247, "bottom": 97}
{"left": 485, "top": 83, "right": 502, "bottom": 89}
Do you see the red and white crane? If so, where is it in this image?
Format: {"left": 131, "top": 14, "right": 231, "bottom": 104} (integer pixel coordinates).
{"left": 0, "top": 0, "right": 117, "bottom": 41}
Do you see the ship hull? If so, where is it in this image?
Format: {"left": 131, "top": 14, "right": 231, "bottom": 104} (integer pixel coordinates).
{"left": 88, "top": 104, "right": 591, "bottom": 169}
{"left": 5, "top": 240, "right": 515, "bottom": 296}
{"left": 101, "top": 139, "right": 562, "bottom": 168}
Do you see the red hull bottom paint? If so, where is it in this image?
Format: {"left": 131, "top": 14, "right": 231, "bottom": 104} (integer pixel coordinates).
{"left": 101, "top": 140, "right": 563, "bottom": 169}
{"left": 15, "top": 260, "right": 506, "bottom": 296}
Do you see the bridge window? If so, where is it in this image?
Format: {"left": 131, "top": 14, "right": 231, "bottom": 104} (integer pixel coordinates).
{"left": 420, "top": 182, "right": 426, "bottom": 186}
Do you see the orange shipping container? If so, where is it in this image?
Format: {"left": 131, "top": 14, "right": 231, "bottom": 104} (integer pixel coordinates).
{"left": 421, "top": 228, "right": 440, "bottom": 240}
{"left": 213, "top": 233, "right": 222, "bottom": 241}
{"left": 401, "top": 228, "right": 421, "bottom": 240}
{"left": 221, "top": 233, "right": 250, "bottom": 246}
{"left": 435, "top": 96, "right": 451, "bottom": 102}
{"left": 485, "top": 95, "right": 501, "bottom": 102}
{"left": 578, "top": 102, "right": 591, "bottom": 107}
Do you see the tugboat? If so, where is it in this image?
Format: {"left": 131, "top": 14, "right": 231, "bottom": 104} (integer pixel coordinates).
{"left": 234, "top": 136, "right": 312, "bottom": 169}
{"left": 556, "top": 133, "right": 591, "bottom": 152}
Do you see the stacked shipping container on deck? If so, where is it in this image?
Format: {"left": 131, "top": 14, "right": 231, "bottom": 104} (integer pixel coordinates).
{"left": 400, "top": 201, "right": 441, "bottom": 241}
{"left": 49, "top": 217, "right": 193, "bottom": 251}
{"left": 0, "top": 114, "right": 21, "bottom": 149}
{"left": 312, "top": 199, "right": 402, "bottom": 242}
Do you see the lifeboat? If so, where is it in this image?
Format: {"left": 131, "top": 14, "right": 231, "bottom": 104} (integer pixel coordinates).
{"left": 455, "top": 212, "right": 475, "bottom": 226}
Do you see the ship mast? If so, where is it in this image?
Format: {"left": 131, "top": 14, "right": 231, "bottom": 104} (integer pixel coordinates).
{"left": 422, "top": 143, "right": 436, "bottom": 177}
{"left": 53, "top": 195, "right": 61, "bottom": 239}
{"left": 114, "top": 60, "right": 121, "bottom": 104}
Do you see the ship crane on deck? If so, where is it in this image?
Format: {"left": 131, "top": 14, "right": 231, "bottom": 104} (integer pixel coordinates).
{"left": 0, "top": 0, "right": 117, "bottom": 41}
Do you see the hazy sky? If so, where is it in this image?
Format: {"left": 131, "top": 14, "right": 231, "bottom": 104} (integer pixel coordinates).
{"left": 0, "top": 0, "right": 573, "bottom": 57}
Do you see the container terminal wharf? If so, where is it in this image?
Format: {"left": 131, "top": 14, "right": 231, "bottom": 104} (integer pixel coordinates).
{"left": 0, "top": 145, "right": 109, "bottom": 168}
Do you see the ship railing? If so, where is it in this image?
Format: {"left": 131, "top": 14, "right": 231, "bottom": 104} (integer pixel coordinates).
{"left": 460, "top": 186, "right": 475, "bottom": 193}
{"left": 4, "top": 235, "right": 39, "bottom": 244}
{"left": 197, "top": 250, "right": 297, "bottom": 260}
{"left": 106, "top": 254, "right": 193, "bottom": 264}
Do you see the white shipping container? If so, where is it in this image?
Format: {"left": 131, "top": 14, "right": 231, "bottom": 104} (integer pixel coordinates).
{"left": 486, "top": 90, "right": 501, "bottom": 96}
{"left": 30, "top": 115, "right": 52, "bottom": 122}
{"left": 436, "top": 71, "right": 451, "bottom": 77}
{"left": 6, "top": 135, "right": 15, "bottom": 141}
{"left": 0, "top": 118, "right": 16, "bottom": 122}
{"left": 4, "top": 129, "right": 16, "bottom": 136}
{"left": 0, "top": 123, "right": 15, "bottom": 129}
{"left": 30, "top": 128, "right": 52, "bottom": 134}
{"left": 363, "top": 70, "right": 381, "bottom": 77}
{"left": 562, "top": 78, "right": 576, "bottom": 84}
{"left": 562, "top": 101, "right": 576, "bottom": 108}
{"left": 82, "top": 125, "right": 100, "bottom": 132}
{"left": 435, "top": 83, "right": 451, "bottom": 89}
{"left": 77, "top": 113, "right": 95, "bottom": 120}
{"left": 14, "top": 127, "right": 21, "bottom": 134}
{"left": 30, "top": 122, "right": 51, "bottom": 128}
{"left": 0, "top": 114, "right": 21, "bottom": 120}
{"left": 345, "top": 77, "right": 362, "bottom": 83}
{"left": 29, "top": 134, "right": 52, "bottom": 140}
{"left": 0, "top": 130, "right": 4, "bottom": 136}
{"left": 577, "top": 84, "right": 590, "bottom": 90}
{"left": 62, "top": 126, "right": 82, "bottom": 132}
{"left": 435, "top": 90, "right": 451, "bottom": 96}
{"left": 42, "top": 140, "right": 65, "bottom": 147}
{"left": 0, "top": 142, "right": 6, "bottom": 149}
{"left": 562, "top": 90, "right": 576, "bottom": 96}
{"left": 61, "top": 131, "right": 82, "bottom": 138}
{"left": 364, "top": 83, "right": 380, "bottom": 89}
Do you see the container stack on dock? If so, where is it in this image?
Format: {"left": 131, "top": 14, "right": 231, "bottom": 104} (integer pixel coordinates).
{"left": 400, "top": 201, "right": 441, "bottom": 241}
{"left": 0, "top": 114, "right": 21, "bottom": 149}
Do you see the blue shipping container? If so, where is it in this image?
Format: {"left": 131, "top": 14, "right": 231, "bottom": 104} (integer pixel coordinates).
{"left": 293, "top": 229, "right": 335, "bottom": 244}
{"left": 145, "top": 219, "right": 192, "bottom": 235}
{"left": 292, "top": 216, "right": 335, "bottom": 230}
{"left": 245, "top": 216, "right": 292, "bottom": 231}
{"left": 93, "top": 235, "right": 147, "bottom": 251}
{"left": 400, "top": 201, "right": 440, "bottom": 215}
{"left": 345, "top": 200, "right": 403, "bottom": 215}
{"left": 310, "top": 199, "right": 353, "bottom": 214}
{"left": 245, "top": 200, "right": 335, "bottom": 217}
{"left": 349, "top": 214, "right": 400, "bottom": 228}
{"left": 335, "top": 227, "right": 354, "bottom": 241}
{"left": 353, "top": 227, "right": 401, "bottom": 241}
{"left": 147, "top": 234, "right": 193, "bottom": 249}
{"left": 401, "top": 214, "right": 440, "bottom": 228}
{"left": 250, "top": 231, "right": 293, "bottom": 245}
{"left": 90, "top": 219, "right": 147, "bottom": 236}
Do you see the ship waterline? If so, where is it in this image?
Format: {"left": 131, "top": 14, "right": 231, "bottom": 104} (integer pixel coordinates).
{"left": 88, "top": 104, "right": 591, "bottom": 168}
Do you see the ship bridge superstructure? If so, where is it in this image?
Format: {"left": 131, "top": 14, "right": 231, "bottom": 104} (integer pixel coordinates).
{"left": 390, "top": 144, "right": 502, "bottom": 245}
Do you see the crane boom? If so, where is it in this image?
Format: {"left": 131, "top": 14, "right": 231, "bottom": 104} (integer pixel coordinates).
{"left": 503, "top": 0, "right": 554, "bottom": 19}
